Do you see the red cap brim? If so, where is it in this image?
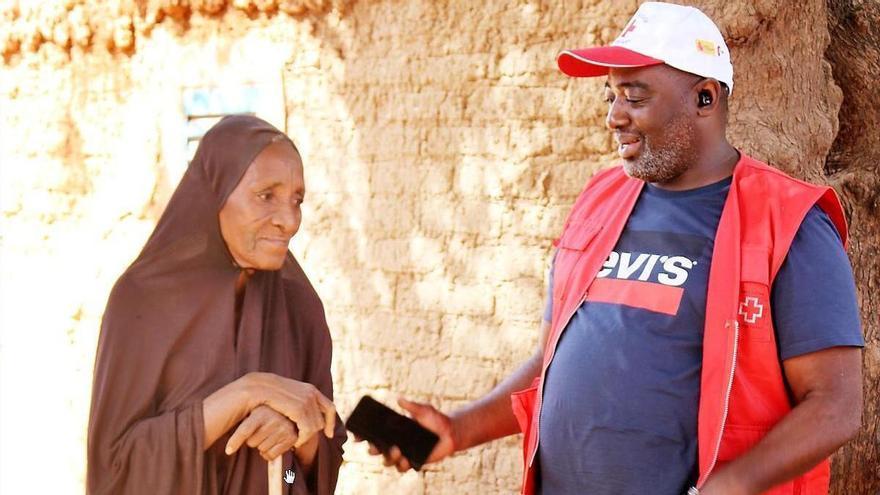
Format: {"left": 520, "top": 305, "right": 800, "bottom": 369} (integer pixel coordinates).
{"left": 557, "top": 46, "right": 664, "bottom": 77}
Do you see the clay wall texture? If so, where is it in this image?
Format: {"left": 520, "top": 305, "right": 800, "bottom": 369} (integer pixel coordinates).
{"left": 0, "top": 0, "right": 877, "bottom": 493}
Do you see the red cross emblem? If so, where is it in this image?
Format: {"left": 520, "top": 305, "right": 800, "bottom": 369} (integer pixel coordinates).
{"left": 738, "top": 296, "right": 764, "bottom": 324}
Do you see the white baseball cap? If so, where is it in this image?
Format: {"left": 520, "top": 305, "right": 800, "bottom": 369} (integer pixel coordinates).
{"left": 557, "top": 2, "right": 733, "bottom": 92}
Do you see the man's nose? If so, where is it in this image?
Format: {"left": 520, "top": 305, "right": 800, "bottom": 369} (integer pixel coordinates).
{"left": 606, "top": 99, "right": 629, "bottom": 130}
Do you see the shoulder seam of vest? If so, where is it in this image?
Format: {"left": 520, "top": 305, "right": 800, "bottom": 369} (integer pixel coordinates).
{"left": 739, "top": 156, "right": 828, "bottom": 192}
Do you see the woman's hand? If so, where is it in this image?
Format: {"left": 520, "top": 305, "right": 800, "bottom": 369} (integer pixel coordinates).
{"left": 242, "top": 372, "right": 336, "bottom": 449}
{"left": 225, "top": 405, "right": 298, "bottom": 461}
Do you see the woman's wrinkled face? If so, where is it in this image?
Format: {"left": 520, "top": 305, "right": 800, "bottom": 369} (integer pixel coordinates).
{"left": 219, "top": 140, "right": 305, "bottom": 271}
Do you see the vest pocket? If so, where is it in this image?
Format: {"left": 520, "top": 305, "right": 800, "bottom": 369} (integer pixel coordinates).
{"left": 718, "top": 423, "right": 770, "bottom": 461}
{"left": 555, "top": 221, "right": 601, "bottom": 251}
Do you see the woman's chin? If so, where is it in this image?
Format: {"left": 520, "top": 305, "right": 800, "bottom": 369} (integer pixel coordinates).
{"left": 260, "top": 258, "right": 287, "bottom": 271}
{"left": 241, "top": 253, "right": 287, "bottom": 271}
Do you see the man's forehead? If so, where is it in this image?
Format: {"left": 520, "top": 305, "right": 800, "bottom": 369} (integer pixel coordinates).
{"left": 604, "top": 79, "right": 651, "bottom": 91}
{"left": 605, "top": 65, "right": 696, "bottom": 90}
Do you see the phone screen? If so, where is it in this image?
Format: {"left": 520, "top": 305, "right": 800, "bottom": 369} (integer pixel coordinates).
{"left": 345, "top": 395, "right": 440, "bottom": 471}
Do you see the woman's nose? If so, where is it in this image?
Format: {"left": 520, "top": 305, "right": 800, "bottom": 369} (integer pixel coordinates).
{"left": 272, "top": 204, "right": 299, "bottom": 235}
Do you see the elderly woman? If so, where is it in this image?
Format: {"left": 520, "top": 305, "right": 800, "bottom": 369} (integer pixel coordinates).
{"left": 87, "top": 115, "right": 345, "bottom": 494}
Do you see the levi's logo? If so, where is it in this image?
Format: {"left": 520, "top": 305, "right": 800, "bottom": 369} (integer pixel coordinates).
{"left": 587, "top": 251, "right": 698, "bottom": 316}
{"left": 596, "top": 251, "right": 698, "bottom": 286}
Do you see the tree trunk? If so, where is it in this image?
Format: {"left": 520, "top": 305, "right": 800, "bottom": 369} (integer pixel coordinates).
{"left": 824, "top": 1, "right": 880, "bottom": 492}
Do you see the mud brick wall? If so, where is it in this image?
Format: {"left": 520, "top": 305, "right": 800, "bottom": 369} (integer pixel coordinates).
{"left": 1, "top": 0, "right": 876, "bottom": 493}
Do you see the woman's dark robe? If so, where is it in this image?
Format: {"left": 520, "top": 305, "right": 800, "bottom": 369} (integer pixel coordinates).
{"left": 87, "top": 115, "right": 345, "bottom": 494}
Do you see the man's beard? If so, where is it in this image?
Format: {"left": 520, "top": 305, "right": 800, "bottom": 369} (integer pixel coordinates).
{"left": 622, "top": 114, "right": 698, "bottom": 184}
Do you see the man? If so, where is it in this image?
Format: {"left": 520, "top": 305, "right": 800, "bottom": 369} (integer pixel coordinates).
{"left": 365, "top": 3, "right": 864, "bottom": 494}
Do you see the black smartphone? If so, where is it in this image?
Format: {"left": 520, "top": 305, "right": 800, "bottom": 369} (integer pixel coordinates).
{"left": 345, "top": 395, "right": 439, "bottom": 471}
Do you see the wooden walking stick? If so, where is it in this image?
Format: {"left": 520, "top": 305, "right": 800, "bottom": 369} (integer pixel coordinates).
{"left": 269, "top": 456, "right": 283, "bottom": 495}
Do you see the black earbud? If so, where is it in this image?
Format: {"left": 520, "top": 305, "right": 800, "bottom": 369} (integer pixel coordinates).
{"left": 698, "top": 91, "right": 713, "bottom": 107}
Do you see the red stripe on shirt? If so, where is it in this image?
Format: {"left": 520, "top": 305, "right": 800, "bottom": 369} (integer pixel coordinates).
{"left": 587, "top": 278, "right": 684, "bottom": 316}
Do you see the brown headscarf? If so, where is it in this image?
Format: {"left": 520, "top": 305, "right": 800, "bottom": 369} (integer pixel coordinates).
{"left": 87, "top": 115, "right": 345, "bottom": 494}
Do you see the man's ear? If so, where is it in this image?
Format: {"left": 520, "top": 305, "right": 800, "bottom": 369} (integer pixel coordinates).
{"left": 695, "top": 78, "right": 723, "bottom": 116}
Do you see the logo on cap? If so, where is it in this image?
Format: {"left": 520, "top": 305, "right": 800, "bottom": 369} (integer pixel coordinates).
{"left": 617, "top": 13, "right": 649, "bottom": 42}
{"left": 695, "top": 39, "right": 720, "bottom": 56}
{"left": 620, "top": 19, "right": 638, "bottom": 38}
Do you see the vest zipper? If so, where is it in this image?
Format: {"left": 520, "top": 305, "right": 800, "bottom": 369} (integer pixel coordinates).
{"left": 699, "top": 319, "right": 739, "bottom": 487}
{"left": 528, "top": 293, "right": 587, "bottom": 467}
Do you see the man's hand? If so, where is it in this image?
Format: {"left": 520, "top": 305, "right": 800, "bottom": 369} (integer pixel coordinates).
{"left": 361, "top": 398, "right": 457, "bottom": 472}
{"left": 355, "top": 334, "right": 546, "bottom": 473}
{"left": 226, "top": 405, "right": 298, "bottom": 461}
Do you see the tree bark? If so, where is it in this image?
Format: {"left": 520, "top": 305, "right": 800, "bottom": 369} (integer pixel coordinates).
{"left": 824, "top": 1, "right": 880, "bottom": 493}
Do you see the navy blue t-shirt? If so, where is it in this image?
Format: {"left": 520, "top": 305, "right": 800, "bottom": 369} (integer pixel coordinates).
{"left": 536, "top": 177, "right": 863, "bottom": 495}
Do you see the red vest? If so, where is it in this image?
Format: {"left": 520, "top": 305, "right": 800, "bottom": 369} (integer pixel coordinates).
{"left": 510, "top": 154, "right": 847, "bottom": 495}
